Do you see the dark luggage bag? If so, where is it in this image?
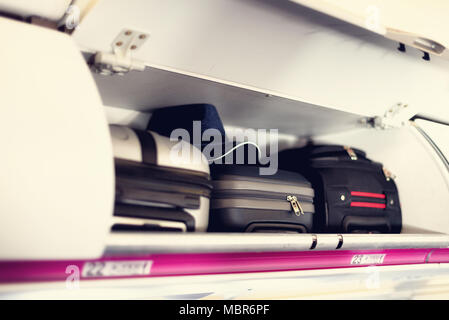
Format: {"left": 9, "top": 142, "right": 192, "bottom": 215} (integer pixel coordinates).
{"left": 279, "top": 145, "right": 402, "bottom": 233}
{"left": 208, "top": 165, "right": 315, "bottom": 233}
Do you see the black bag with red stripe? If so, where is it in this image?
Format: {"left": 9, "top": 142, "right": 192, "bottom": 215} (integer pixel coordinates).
{"left": 278, "top": 145, "right": 402, "bottom": 233}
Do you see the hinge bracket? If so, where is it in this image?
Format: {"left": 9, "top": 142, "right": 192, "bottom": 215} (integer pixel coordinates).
{"left": 370, "top": 102, "right": 418, "bottom": 130}
{"left": 92, "top": 29, "right": 149, "bottom": 76}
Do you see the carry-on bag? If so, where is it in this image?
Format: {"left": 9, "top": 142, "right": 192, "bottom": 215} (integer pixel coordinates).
{"left": 110, "top": 125, "right": 212, "bottom": 232}
{"left": 208, "top": 165, "right": 315, "bottom": 233}
{"left": 147, "top": 103, "right": 262, "bottom": 166}
{"left": 278, "top": 145, "right": 402, "bottom": 233}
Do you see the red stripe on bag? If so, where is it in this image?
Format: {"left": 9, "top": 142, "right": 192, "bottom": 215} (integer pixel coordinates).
{"left": 350, "top": 191, "right": 386, "bottom": 199}
{"left": 351, "top": 202, "right": 386, "bottom": 209}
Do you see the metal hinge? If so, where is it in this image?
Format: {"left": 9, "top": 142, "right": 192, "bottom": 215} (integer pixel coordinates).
{"left": 365, "top": 102, "right": 418, "bottom": 130}
{"left": 92, "top": 29, "right": 149, "bottom": 76}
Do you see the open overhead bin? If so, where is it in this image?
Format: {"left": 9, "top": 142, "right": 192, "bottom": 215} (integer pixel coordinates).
{"left": 71, "top": 0, "right": 449, "bottom": 129}
{"left": 290, "top": 0, "right": 449, "bottom": 60}
{"left": 0, "top": 0, "right": 448, "bottom": 299}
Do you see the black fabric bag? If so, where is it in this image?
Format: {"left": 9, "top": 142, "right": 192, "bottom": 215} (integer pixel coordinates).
{"left": 147, "top": 104, "right": 262, "bottom": 166}
{"left": 278, "top": 145, "right": 402, "bottom": 233}
{"left": 208, "top": 165, "right": 315, "bottom": 233}
{"left": 147, "top": 103, "right": 225, "bottom": 151}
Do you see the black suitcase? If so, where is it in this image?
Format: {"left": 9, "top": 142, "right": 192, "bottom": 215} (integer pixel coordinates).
{"left": 208, "top": 165, "right": 315, "bottom": 233}
{"left": 278, "top": 145, "right": 402, "bottom": 233}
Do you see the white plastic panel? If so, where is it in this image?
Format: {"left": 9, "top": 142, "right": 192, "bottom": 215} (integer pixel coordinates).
{"left": 73, "top": 0, "right": 449, "bottom": 122}
{"left": 341, "top": 234, "right": 449, "bottom": 250}
{"left": 291, "top": 0, "right": 449, "bottom": 59}
{"left": 315, "top": 126, "right": 449, "bottom": 235}
{"left": 0, "top": 18, "right": 114, "bottom": 259}
{"left": 93, "top": 66, "right": 363, "bottom": 137}
{"left": 0, "top": 0, "right": 71, "bottom": 21}
{"left": 314, "top": 234, "right": 341, "bottom": 250}
{"left": 104, "top": 233, "right": 449, "bottom": 255}
{"left": 105, "top": 233, "right": 314, "bottom": 254}
{"left": 104, "top": 105, "right": 150, "bottom": 130}
{"left": 415, "top": 119, "right": 449, "bottom": 165}
{"left": 412, "top": 120, "right": 449, "bottom": 199}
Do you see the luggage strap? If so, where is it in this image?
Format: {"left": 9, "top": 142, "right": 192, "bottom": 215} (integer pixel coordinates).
{"left": 350, "top": 191, "right": 386, "bottom": 209}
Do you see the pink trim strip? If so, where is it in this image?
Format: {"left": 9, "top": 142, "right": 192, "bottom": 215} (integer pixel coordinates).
{"left": 426, "top": 249, "right": 449, "bottom": 263}
{"left": 351, "top": 191, "right": 386, "bottom": 199}
{"left": 1, "top": 248, "right": 449, "bottom": 284}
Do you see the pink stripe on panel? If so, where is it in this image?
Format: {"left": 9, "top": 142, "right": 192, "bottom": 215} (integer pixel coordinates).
{"left": 0, "top": 249, "right": 437, "bottom": 284}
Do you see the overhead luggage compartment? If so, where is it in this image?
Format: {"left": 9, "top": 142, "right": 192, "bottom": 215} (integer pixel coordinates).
{"left": 0, "top": 0, "right": 448, "bottom": 299}
{"left": 71, "top": 0, "right": 449, "bottom": 125}
{"left": 63, "top": 0, "right": 449, "bottom": 252}
{"left": 0, "top": 0, "right": 447, "bottom": 254}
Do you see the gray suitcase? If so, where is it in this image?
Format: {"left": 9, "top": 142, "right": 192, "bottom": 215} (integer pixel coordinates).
{"left": 208, "top": 165, "right": 315, "bottom": 233}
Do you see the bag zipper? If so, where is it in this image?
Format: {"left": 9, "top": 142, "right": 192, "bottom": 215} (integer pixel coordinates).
{"left": 213, "top": 190, "right": 312, "bottom": 202}
{"left": 213, "top": 190, "right": 311, "bottom": 215}
{"left": 286, "top": 195, "right": 304, "bottom": 216}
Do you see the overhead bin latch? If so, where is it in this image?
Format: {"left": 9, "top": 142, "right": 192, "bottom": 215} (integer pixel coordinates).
{"left": 92, "top": 29, "right": 149, "bottom": 76}
{"left": 370, "top": 102, "right": 417, "bottom": 130}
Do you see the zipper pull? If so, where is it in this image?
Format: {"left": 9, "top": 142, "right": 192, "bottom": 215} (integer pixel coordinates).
{"left": 344, "top": 146, "right": 358, "bottom": 160}
{"left": 287, "top": 195, "right": 304, "bottom": 216}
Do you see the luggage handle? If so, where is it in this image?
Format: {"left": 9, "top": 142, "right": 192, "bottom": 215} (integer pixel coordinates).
{"left": 343, "top": 216, "right": 391, "bottom": 233}
{"left": 307, "top": 145, "right": 367, "bottom": 160}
